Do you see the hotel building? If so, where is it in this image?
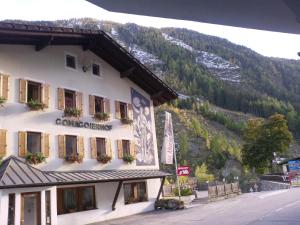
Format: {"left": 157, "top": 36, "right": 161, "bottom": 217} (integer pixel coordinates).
{"left": 0, "top": 22, "right": 177, "bottom": 225}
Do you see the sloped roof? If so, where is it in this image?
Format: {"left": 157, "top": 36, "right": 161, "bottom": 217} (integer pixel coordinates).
{"left": 0, "top": 156, "right": 170, "bottom": 189}
{"left": 0, "top": 22, "right": 177, "bottom": 106}
{"left": 0, "top": 156, "right": 59, "bottom": 189}
{"left": 48, "top": 169, "right": 169, "bottom": 184}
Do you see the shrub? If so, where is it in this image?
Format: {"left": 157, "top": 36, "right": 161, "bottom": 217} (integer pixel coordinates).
{"left": 174, "top": 187, "right": 193, "bottom": 196}
{"left": 94, "top": 112, "right": 109, "bottom": 121}
{"left": 0, "top": 97, "right": 6, "bottom": 107}
{"left": 122, "top": 154, "right": 135, "bottom": 163}
{"left": 65, "top": 153, "right": 83, "bottom": 163}
{"left": 27, "top": 99, "right": 45, "bottom": 111}
{"left": 155, "top": 199, "right": 184, "bottom": 210}
{"left": 64, "top": 108, "right": 81, "bottom": 118}
{"left": 121, "top": 117, "right": 133, "bottom": 125}
{"left": 25, "top": 152, "right": 46, "bottom": 164}
{"left": 97, "top": 154, "right": 112, "bottom": 164}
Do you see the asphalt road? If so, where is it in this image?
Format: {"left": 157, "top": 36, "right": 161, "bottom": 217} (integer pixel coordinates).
{"left": 92, "top": 188, "right": 300, "bottom": 225}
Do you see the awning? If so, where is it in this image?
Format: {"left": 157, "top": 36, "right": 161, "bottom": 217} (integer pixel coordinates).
{"left": 0, "top": 156, "right": 170, "bottom": 189}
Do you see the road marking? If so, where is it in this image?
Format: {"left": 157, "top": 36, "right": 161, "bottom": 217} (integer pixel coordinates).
{"left": 259, "top": 190, "right": 288, "bottom": 199}
{"left": 275, "top": 207, "right": 283, "bottom": 212}
{"left": 285, "top": 200, "right": 300, "bottom": 208}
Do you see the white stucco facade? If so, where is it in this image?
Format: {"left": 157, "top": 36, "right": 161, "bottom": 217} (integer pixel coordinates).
{"left": 0, "top": 44, "right": 164, "bottom": 225}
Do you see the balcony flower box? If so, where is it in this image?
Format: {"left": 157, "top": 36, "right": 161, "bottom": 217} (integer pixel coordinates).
{"left": 121, "top": 117, "right": 133, "bottom": 125}
{"left": 25, "top": 152, "right": 46, "bottom": 165}
{"left": 97, "top": 154, "right": 112, "bottom": 164}
{"left": 64, "top": 108, "right": 81, "bottom": 118}
{"left": 122, "top": 154, "right": 135, "bottom": 164}
{"left": 94, "top": 112, "right": 109, "bottom": 121}
{"left": 27, "top": 99, "right": 45, "bottom": 111}
{"left": 65, "top": 153, "right": 83, "bottom": 163}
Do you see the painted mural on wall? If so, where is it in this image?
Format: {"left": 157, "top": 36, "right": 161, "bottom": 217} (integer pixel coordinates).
{"left": 131, "top": 88, "right": 155, "bottom": 165}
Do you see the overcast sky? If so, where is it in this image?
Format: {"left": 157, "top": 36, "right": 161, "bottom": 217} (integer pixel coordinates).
{"left": 1, "top": 0, "right": 300, "bottom": 59}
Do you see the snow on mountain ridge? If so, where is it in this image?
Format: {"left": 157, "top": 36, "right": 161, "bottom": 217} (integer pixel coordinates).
{"left": 162, "top": 33, "right": 242, "bottom": 83}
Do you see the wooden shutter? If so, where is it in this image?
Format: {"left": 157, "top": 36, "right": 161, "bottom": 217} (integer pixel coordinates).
{"left": 105, "top": 139, "right": 112, "bottom": 158}
{"left": 57, "top": 88, "right": 65, "bottom": 110}
{"left": 58, "top": 135, "right": 66, "bottom": 158}
{"left": 77, "top": 136, "right": 84, "bottom": 157}
{"left": 115, "top": 101, "right": 121, "bottom": 119}
{"left": 89, "top": 95, "right": 95, "bottom": 115}
{"left": 128, "top": 103, "right": 133, "bottom": 120}
{"left": 104, "top": 98, "right": 110, "bottom": 116}
{"left": 19, "top": 79, "right": 27, "bottom": 103}
{"left": 130, "top": 140, "right": 136, "bottom": 157}
{"left": 90, "top": 137, "right": 97, "bottom": 159}
{"left": 18, "top": 131, "right": 27, "bottom": 157}
{"left": 42, "top": 84, "right": 50, "bottom": 108}
{"left": 1, "top": 75, "right": 9, "bottom": 100}
{"left": 76, "top": 92, "right": 83, "bottom": 114}
{"left": 0, "top": 129, "right": 7, "bottom": 157}
{"left": 42, "top": 133, "right": 50, "bottom": 158}
{"left": 117, "top": 140, "right": 123, "bottom": 158}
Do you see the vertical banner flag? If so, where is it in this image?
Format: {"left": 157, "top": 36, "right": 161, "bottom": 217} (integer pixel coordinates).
{"left": 161, "top": 112, "right": 174, "bottom": 164}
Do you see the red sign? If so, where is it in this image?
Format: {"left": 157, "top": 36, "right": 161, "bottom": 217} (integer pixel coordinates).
{"left": 177, "top": 166, "right": 190, "bottom": 176}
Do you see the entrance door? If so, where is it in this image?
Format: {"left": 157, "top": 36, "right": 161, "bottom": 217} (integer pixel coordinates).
{"left": 21, "top": 192, "right": 41, "bottom": 225}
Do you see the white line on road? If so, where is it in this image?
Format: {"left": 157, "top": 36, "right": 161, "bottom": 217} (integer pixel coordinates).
{"left": 258, "top": 190, "right": 288, "bottom": 199}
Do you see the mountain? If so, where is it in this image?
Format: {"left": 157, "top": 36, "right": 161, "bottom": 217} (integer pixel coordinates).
{"left": 5, "top": 18, "right": 300, "bottom": 181}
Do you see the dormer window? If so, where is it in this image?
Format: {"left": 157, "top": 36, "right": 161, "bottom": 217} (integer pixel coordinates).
{"left": 92, "top": 63, "right": 101, "bottom": 77}
{"left": 65, "top": 54, "right": 76, "bottom": 70}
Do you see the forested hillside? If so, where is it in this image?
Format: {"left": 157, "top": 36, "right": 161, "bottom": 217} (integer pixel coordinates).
{"left": 7, "top": 18, "right": 300, "bottom": 182}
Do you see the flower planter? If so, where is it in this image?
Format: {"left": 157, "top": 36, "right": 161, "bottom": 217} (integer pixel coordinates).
{"left": 121, "top": 117, "right": 133, "bottom": 125}
{"left": 122, "top": 154, "right": 135, "bottom": 164}
{"left": 27, "top": 99, "right": 45, "bottom": 111}
{"left": 25, "top": 152, "right": 46, "bottom": 165}
{"left": 94, "top": 112, "right": 109, "bottom": 121}
{"left": 65, "top": 153, "right": 83, "bottom": 163}
{"left": 64, "top": 108, "right": 81, "bottom": 118}
{"left": 97, "top": 154, "right": 112, "bottom": 164}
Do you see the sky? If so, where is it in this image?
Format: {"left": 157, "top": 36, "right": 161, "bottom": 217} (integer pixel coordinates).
{"left": 1, "top": 0, "right": 300, "bottom": 59}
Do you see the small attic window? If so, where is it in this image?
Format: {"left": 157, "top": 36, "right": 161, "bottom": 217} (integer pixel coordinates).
{"left": 65, "top": 54, "right": 77, "bottom": 70}
{"left": 92, "top": 63, "right": 101, "bottom": 76}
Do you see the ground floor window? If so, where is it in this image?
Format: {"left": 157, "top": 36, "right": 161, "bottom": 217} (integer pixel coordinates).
{"left": 57, "top": 186, "right": 96, "bottom": 215}
{"left": 124, "top": 182, "right": 148, "bottom": 205}
{"left": 7, "top": 194, "right": 15, "bottom": 225}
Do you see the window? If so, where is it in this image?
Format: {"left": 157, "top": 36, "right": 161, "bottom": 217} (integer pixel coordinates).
{"left": 7, "top": 194, "right": 15, "bottom": 225}
{"left": 96, "top": 137, "right": 106, "bottom": 156}
{"left": 27, "top": 81, "right": 42, "bottom": 102}
{"left": 46, "top": 191, "right": 51, "bottom": 225}
{"left": 57, "top": 186, "right": 96, "bottom": 215}
{"left": 120, "top": 102, "right": 127, "bottom": 119}
{"left": 27, "top": 132, "right": 41, "bottom": 153}
{"left": 95, "top": 97, "right": 104, "bottom": 114}
{"left": 65, "top": 135, "right": 77, "bottom": 156}
{"left": 122, "top": 140, "right": 130, "bottom": 155}
{"left": 65, "top": 54, "right": 76, "bottom": 69}
{"left": 92, "top": 63, "right": 101, "bottom": 76}
{"left": 124, "top": 182, "right": 148, "bottom": 205}
{"left": 64, "top": 90, "right": 76, "bottom": 109}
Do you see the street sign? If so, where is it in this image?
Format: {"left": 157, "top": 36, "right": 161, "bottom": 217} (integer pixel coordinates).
{"left": 288, "top": 160, "right": 300, "bottom": 171}
{"left": 177, "top": 166, "right": 190, "bottom": 176}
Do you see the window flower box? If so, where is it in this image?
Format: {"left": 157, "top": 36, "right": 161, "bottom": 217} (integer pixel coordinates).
{"left": 0, "top": 97, "right": 6, "bottom": 107}
{"left": 122, "top": 154, "right": 135, "bottom": 164}
{"left": 97, "top": 154, "right": 112, "bottom": 164}
{"left": 121, "top": 117, "right": 133, "bottom": 125}
{"left": 94, "top": 112, "right": 109, "bottom": 121}
{"left": 27, "top": 99, "right": 45, "bottom": 111}
{"left": 64, "top": 108, "right": 81, "bottom": 118}
{"left": 65, "top": 153, "right": 83, "bottom": 163}
{"left": 25, "top": 152, "right": 46, "bottom": 165}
